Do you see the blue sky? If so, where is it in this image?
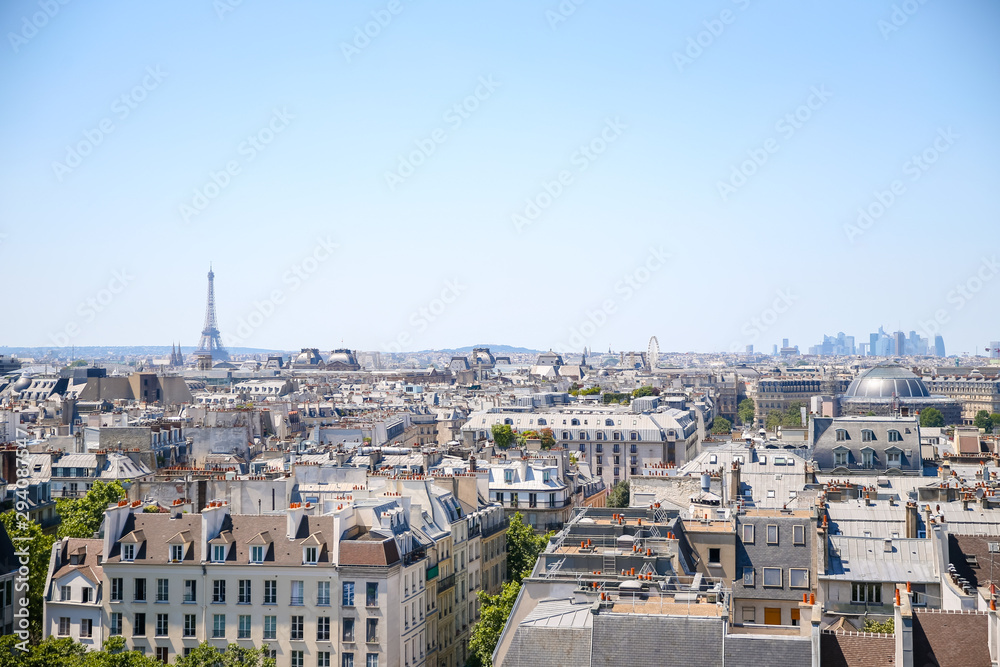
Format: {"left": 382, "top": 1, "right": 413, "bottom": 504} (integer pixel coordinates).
{"left": 1, "top": 0, "right": 998, "bottom": 355}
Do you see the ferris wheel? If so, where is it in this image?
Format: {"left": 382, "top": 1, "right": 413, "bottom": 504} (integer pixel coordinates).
{"left": 647, "top": 336, "right": 660, "bottom": 370}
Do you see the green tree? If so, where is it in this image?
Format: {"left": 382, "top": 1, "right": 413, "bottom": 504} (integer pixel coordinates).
{"left": 974, "top": 410, "right": 994, "bottom": 432}
{"left": 920, "top": 407, "right": 945, "bottom": 428}
{"left": 505, "top": 512, "right": 552, "bottom": 583}
{"left": 861, "top": 618, "right": 894, "bottom": 634}
{"left": 632, "top": 386, "right": 658, "bottom": 398}
{"left": 765, "top": 411, "right": 784, "bottom": 430}
{"left": 174, "top": 642, "right": 275, "bottom": 667}
{"left": 539, "top": 428, "right": 555, "bottom": 450}
{"left": 606, "top": 480, "right": 630, "bottom": 508}
{"left": 991, "top": 414, "right": 1000, "bottom": 430}
{"left": 0, "top": 511, "right": 54, "bottom": 640}
{"left": 603, "top": 392, "right": 629, "bottom": 404}
{"left": 57, "top": 480, "right": 127, "bottom": 539}
{"left": 711, "top": 416, "right": 732, "bottom": 435}
{"left": 468, "top": 580, "right": 521, "bottom": 667}
{"left": 737, "top": 398, "right": 755, "bottom": 425}
{"left": 782, "top": 402, "right": 805, "bottom": 427}
{"left": 491, "top": 423, "right": 515, "bottom": 450}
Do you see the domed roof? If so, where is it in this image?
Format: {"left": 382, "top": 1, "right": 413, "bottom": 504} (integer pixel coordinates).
{"left": 13, "top": 375, "right": 31, "bottom": 392}
{"left": 844, "top": 365, "right": 930, "bottom": 398}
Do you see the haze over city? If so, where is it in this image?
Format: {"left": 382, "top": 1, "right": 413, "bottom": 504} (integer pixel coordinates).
{"left": 2, "top": 1, "right": 998, "bottom": 354}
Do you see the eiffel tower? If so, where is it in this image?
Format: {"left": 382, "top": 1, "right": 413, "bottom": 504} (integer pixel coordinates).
{"left": 195, "top": 265, "right": 229, "bottom": 361}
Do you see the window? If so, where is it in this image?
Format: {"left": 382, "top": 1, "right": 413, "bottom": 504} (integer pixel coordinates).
{"left": 80, "top": 618, "right": 92, "bottom": 638}
{"left": 111, "top": 613, "right": 123, "bottom": 636}
{"left": 122, "top": 544, "right": 135, "bottom": 561}
{"left": 888, "top": 429, "right": 902, "bottom": 442}
{"left": 155, "top": 613, "right": 168, "bottom": 636}
{"left": 213, "top": 579, "right": 226, "bottom": 603}
{"left": 317, "top": 581, "right": 330, "bottom": 605}
{"left": 766, "top": 525, "right": 778, "bottom": 544}
{"left": 263, "top": 615, "right": 276, "bottom": 640}
{"left": 184, "top": 580, "right": 196, "bottom": 603}
{"left": 60, "top": 585, "right": 70, "bottom": 601}
{"left": 343, "top": 582, "right": 355, "bottom": 606}
{"left": 304, "top": 546, "right": 318, "bottom": 564}
{"left": 366, "top": 582, "right": 378, "bottom": 607}
{"left": 887, "top": 450, "right": 901, "bottom": 467}
{"left": 290, "top": 615, "right": 304, "bottom": 640}
{"left": 57, "top": 616, "right": 71, "bottom": 636}
{"left": 212, "top": 614, "right": 225, "bottom": 638}
{"left": 343, "top": 654, "right": 355, "bottom": 667}
{"left": 264, "top": 580, "right": 277, "bottom": 605}
{"left": 236, "top": 579, "right": 250, "bottom": 604}
{"left": 836, "top": 429, "right": 849, "bottom": 442}
{"left": 366, "top": 618, "right": 378, "bottom": 642}
{"left": 766, "top": 489, "right": 775, "bottom": 499}
{"left": 155, "top": 647, "right": 169, "bottom": 663}
{"left": 291, "top": 580, "right": 304, "bottom": 605}
{"left": 834, "top": 449, "right": 848, "bottom": 466}
{"left": 366, "top": 655, "right": 379, "bottom": 667}
{"left": 183, "top": 614, "right": 196, "bottom": 637}
{"left": 596, "top": 444, "right": 603, "bottom": 454}
{"left": 741, "top": 524, "right": 754, "bottom": 544}
{"left": 134, "top": 613, "right": 146, "bottom": 637}
{"left": 743, "top": 567, "right": 755, "bottom": 586}
{"left": 709, "top": 454, "right": 718, "bottom": 464}
{"left": 504, "top": 469, "right": 513, "bottom": 484}
{"left": 157, "top": 578, "right": 169, "bottom": 602}
{"left": 171, "top": 544, "right": 184, "bottom": 562}
{"left": 862, "top": 429, "right": 875, "bottom": 442}
{"left": 212, "top": 545, "right": 226, "bottom": 563}
{"left": 613, "top": 443, "right": 620, "bottom": 454}
{"left": 317, "top": 616, "right": 330, "bottom": 641}
{"left": 318, "top": 652, "right": 331, "bottom": 667}
{"left": 762, "top": 567, "right": 782, "bottom": 587}
{"left": 343, "top": 617, "right": 355, "bottom": 642}
{"left": 742, "top": 606, "right": 755, "bottom": 623}
{"left": 630, "top": 432, "right": 638, "bottom": 441}
{"left": 789, "top": 568, "right": 809, "bottom": 588}
{"left": 134, "top": 578, "right": 147, "bottom": 602}
{"left": 250, "top": 545, "right": 264, "bottom": 564}
{"left": 851, "top": 582, "right": 881, "bottom": 604}
{"left": 596, "top": 432, "right": 604, "bottom": 441}
{"left": 238, "top": 614, "right": 251, "bottom": 639}
{"left": 793, "top": 524, "right": 805, "bottom": 545}
{"left": 291, "top": 651, "right": 304, "bottom": 667}
{"left": 111, "top": 577, "right": 123, "bottom": 601}
{"left": 862, "top": 449, "right": 875, "bottom": 468}
{"left": 708, "top": 548, "right": 721, "bottom": 565}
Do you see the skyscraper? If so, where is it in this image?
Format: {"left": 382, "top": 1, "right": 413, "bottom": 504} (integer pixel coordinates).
{"left": 194, "top": 266, "right": 229, "bottom": 361}
{"left": 934, "top": 335, "right": 946, "bottom": 357}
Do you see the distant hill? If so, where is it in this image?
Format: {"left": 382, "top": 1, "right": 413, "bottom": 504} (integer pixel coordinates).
{"left": 427, "top": 344, "right": 543, "bottom": 355}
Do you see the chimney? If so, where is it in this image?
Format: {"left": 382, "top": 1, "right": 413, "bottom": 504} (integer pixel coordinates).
{"left": 904, "top": 501, "right": 919, "bottom": 539}
{"left": 286, "top": 502, "right": 306, "bottom": 540}
{"left": 989, "top": 597, "right": 1000, "bottom": 665}
{"left": 730, "top": 461, "right": 741, "bottom": 501}
{"left": 894, "top": 584, "right": 914, "bottom": 667}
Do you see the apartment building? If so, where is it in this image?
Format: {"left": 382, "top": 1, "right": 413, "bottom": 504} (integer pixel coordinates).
{"left": 463, "top": 409, "right": 699, "bottom": 487}
{"left": 45, "top": 473, "right": 506, "bottom": 667}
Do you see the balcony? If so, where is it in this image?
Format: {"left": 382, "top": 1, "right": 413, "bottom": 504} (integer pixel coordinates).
{"left": 481, "top": 520, "right": 509, "bottom": 539}
{"left": 437, "top": 573, "right": 456, "bottom": 593}
{"left": 289, "top": 596, "right": 304, "bottom": 605}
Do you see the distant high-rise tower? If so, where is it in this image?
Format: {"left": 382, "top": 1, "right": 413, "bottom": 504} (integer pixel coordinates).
{"left": 934, "top": 335, "right": 946, "bottom": 358}
{"left": 195, "top": 266, "right": 229, "bottom": 361}
{"left": 894, "top": 331, "right": 906, "bottom": 356}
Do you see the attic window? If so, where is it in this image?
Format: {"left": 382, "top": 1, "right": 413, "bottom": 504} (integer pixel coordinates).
{"left": 304, "top": 546, "right": 318, "bottom": 565}
{"left": 250, "top": 546, "right": 264, "bottom": 564}
{"left": 122, "top": 544, "right": 135, "bottom": 562}
{"left": 170, "top": 545, "right": 184, "bottom": 562}
{"left": 211, "top": 545, "right": 226, "bottom": 563}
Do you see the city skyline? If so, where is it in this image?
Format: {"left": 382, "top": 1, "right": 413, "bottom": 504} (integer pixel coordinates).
{"left": 2, "top": 2, "right": 998, "bottom": 354}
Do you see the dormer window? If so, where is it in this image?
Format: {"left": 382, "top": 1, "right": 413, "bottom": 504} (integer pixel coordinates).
{"left": 250, "top": 546, "right": 264, "bottom": 564}
{"left": 212, "top": 545, "right": 226, "bottom": 563}
{"left": 170, "top": 545, "right": 184, "bottom": 562}
{"left": 304, "top": 546, "right": 318, "bottom": 565}
{"left": 122, "top": 544, "right": 135, "bottom": 562}
{"left": 836, "top": 429, "right": 849, "bottom": 442}
{"left": 888, "top": 430, "right": 903, "bottom": 442}
{"left": 542, "top": 471, "right": 550, "bottom": 483}
{"left": 862, "top": 429, "right": 876, "bottom": 443}
{"left": 504, "top": 470, "right": 513, "bottom": 484}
